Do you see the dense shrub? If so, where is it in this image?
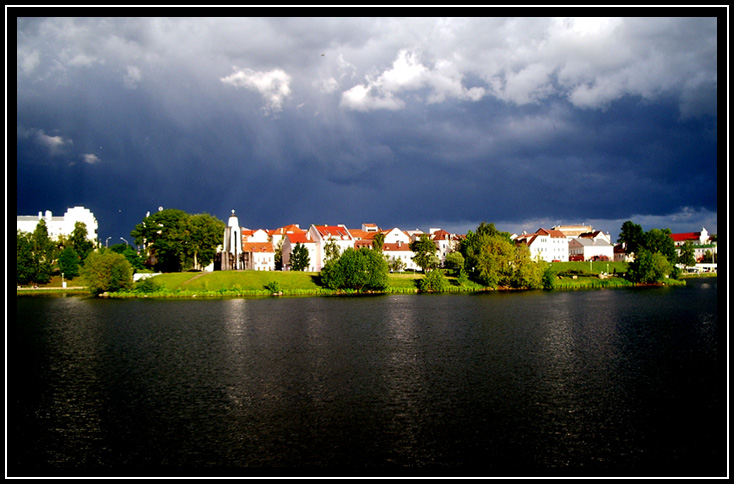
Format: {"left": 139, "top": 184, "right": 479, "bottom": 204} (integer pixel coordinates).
{"left": 81, "top": 251, "right": 133, "bottom": 296}
{"left": 320, "top": 247, "right": 388, "bottom": 291}
{"left": 134, "top": 277, "right": 163, "bottom": 294}
{"left": 418, "top": 270, "right": 449, "bottom": 292}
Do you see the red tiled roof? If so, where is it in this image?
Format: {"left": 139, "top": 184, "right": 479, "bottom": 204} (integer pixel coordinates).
{"left": 430, "top": 229, "right": 457, "bottom": 240}
{"left": 350, "top": 229, "right": 376, "bottom": 240}
{"left": 518, "top": 228, "right": 565, "bottom": 240}
{"left": 285, "top": 233, "right": 313, "bottom": 244}
{"left": 354, "top": 240, "right": 374, "bottom": 249}
{"left": 242, "top": 242, "right": 274, "bottom": 253}
{"left": 670, "top": 232, "right": 700, "bottom": 242}
{"left": 270, "top": 224, "right": 305, "bottom": 235}
{"left": 314, "top": 225, "right": 352, "bottom": 239}
{"left": 515, "top": 234, "right": 537, "bottom": 246}
{"left": 383, "top": 242, "right": 412, "bottom": 252}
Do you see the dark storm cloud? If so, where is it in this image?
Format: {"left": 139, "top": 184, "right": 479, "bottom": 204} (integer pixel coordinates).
{"left": 15, "top": 15, "right": 719, "bottom": 240}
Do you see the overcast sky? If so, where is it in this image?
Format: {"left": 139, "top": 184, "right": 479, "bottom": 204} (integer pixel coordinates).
{"left": 15, "top": 14, "right": 721, "bottom": 243}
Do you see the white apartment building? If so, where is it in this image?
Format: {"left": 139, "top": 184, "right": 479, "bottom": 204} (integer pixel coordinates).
{"left": 17, "top": 206, "right": 98, "bottom": 242}
{"left": 308, "top": 224, "right": 355, "bottom": 271}
{"left": 513, "top": 228, "right": 569, "bottom": 262}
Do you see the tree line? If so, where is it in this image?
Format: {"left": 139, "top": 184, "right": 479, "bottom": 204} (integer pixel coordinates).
{"left": 316, "top": 219, "right": 700, "bottom": 292}
{"left": 131, "top": 209, "right": 225, "bottom": 273}
{"left": 17, "top": 208, "right": 225, "bottom": 295}
{"left": 17, "top": 211, "right": 705, "bottom": 295}
{"left": 617, "top": 220, "right": 689, "bottom": 283}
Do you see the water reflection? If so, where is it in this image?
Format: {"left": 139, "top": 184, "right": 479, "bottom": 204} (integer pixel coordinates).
{"left": 11, "top": 280, "right": 722, "bottom": 473}
{"left": 378, "top": 296, "right": 428, "bottom": 464}
{"left": 41, "top": 299, "right": 107, "bottom": 466}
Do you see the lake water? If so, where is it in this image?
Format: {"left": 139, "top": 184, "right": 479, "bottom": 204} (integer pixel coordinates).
{"left": 9, "top": 279, "right": 725, "bottom": 477}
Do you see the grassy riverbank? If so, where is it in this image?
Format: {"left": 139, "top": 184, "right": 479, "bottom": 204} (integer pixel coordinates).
{"left": 109, "top": 266, "right": 680, "bottom": 298}
{"left": 18, "top": 262, "right": 702, "bottom": 298}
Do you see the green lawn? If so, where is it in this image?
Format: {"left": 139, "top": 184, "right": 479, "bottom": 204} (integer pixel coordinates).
{"left": 146, "top": 270, "right": 490, "bottom": 295}
{"left": 548, "top": 260, "right": 628, "bottom": 275}
{"left": 152, "top": 270, "right": 323, "bottom": 292}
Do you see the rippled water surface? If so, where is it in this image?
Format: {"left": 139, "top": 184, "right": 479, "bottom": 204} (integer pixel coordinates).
{"left": 10, "top": 279, "right": 724, "bottom": 476}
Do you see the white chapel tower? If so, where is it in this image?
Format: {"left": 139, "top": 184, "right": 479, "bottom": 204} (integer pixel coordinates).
{"left": 221, "top": 210, "right": 243, "bottom": 270}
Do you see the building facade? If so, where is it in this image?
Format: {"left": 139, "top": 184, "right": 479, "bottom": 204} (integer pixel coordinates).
{"left": 514, "top": 228, "right": 569, "bottom": 262}
{"left": 17, "top": 206, "right": 98, "bottom": 242}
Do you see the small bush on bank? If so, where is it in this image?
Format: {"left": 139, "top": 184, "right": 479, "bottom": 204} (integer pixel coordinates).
{"left": 418, "top": 270, "right": 449, "bottom": 292}
{"left": 264, "top": 281, "right": 282, "bottom": 293}
{"left": 134, "top": 277, "right": 163, "bottom": 294}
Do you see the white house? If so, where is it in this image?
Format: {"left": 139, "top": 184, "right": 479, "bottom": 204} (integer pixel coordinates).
{"left": 308, "top": 224, "right": 355, "bottom": 271}
{"left": 567, "top": 230, "right": 615, "bottom": 261}
{"left": 268, "top": 224, "right": 306, "bottom": 253}
{"left": 569, "top": 237, "right": 615, "bottom": 261}
{"left": 383, "top": 241, "right": 420, "bottom": 271}
{"left": 513, "top": 228, "right": 569, "bottom": 262}
{"left": 281, "top": 232, "right": 318, "bottom": 272}
{"left": 382, "top": 227, "right": 412, "bottom": 245}
{"left": 17, "top": 206, "right": 98, "bottom": 242}
{"left": 242, "top": 228, "right": 270, "bottom": 243}
{"left": 553, "top": 224, "right": 594, "bottom": 239}
{"left": 429, "top": 229, "right": 461, "bottom": 266}
{"left": 242, "top": 242, "right": 275, "bottom": 271}
{"left": 670, "top": 228, "right": 717, "bottom": 262}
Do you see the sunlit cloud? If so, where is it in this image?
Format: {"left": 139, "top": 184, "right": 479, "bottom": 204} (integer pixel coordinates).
{"left": 221, "top": 67, "right": 292, "bottom": 113}
{"left": 82, "top": 153, "right": 101, "bottom": 164}
{"left": 35, "top": 129, "right": 72, "bottom": 156}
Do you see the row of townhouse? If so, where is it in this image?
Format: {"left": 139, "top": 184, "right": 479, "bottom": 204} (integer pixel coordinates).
{"left": 215, "top": 211, "right": 716, "bottom": 272}
{"left": 216, "top": 210, "right": 464, "bottom": 272}
{"left": 670, "top": 227, "right": 717, "bottom": 262}
{"left": 280, "top": 224, "right": 464, "bottom": 272}
{"left": 511, "top": 226, "right": 616, "bottom": 263}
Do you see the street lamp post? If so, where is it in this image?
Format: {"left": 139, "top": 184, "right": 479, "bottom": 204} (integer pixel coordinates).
{"left": 120, "top": 237, "right": 129, "bottom": 246}
{"left": 106, "top": 236, "right": 111, "bottom": 248}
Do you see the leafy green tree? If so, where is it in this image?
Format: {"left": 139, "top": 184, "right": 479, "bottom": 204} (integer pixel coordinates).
{"left": 187, "top": 213, "right": 225, "bottom": 269}
{"left": 28, "top": 221, "right": 54, "bottom": 284}
{"left": 511, "top": 243, "right": 546, "bottom": 289}
{"left": 16, "top": 230, "right": 38, "bottom": 285}
{"left": 134, "top": 277, "right": 163, "bottom": 294}
{"left": 542, "top": 266, "right": 557, "bottom": 290}
{"left": 273, "top": 238, "right": 284, "bottom": 271}
{"left": 678, "top": 241, "right": 696, "bottom": 267}
{"left": 290, "top": 242, "right": 311, "bottom": 271}
{"left": 618, "top": 221, "right": 645, "bottom": 255}
{"left": 320, "top": 258, "right": 345, "bottom": 289}
{"left": 57, "top": 247, "right": 81, "bottom": 278}
{"left": 627, "top": 249, "right": 673, "bottom": 283}
{"left": 320, "top": 247, "right": 388, "bottom": 291}
{"left": 109, "top": 243, "right": 146, "bottom": 272}
{"left": 476, "top": 222, "right": 513, "bottom": 240}
{"left": 418, "top": 269, "right": 449, "bottom": 292}
{"left": 388, "top": 256, "right": 405, "bottom": 273}
{"left": 131, "top": 208, "right": 191, "bottom": 272}
{"left": 81, "top": 250, "right": 133, "bottom": 295}
{"left": 643, "top": 228, "right": 676, "bottom": 263}
{"left": 362, "top": 248, "right": 389, "bottom": 290}
{"left": 69, "top": 221, "right": 94, "bottom": 262}
{"left": 460, "top": 224, "right": 516, "bottom": 288}
{"left": 372, "top": 232, "right": 386, "bottom": 252}
{"left": 444, "top": 251, "right": 465, "bottom": 276}
{"left": 410, "top": 234, "right": 439, "bottom": 272}
{"left": 323, "top": 239, "right": 341, "bottom": 265}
